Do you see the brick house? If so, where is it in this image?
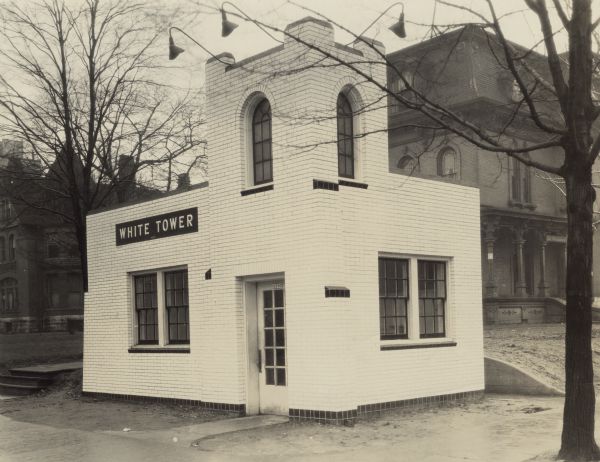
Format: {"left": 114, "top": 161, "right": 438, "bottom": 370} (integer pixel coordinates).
{"left": 0, "top": 141, "right": 83, "bottom": 333}
{"left": 83, "top": 18, "right": 484, "bottom": 422}
{"left": 387, "top": 26, "right": 568, "bottom": 325}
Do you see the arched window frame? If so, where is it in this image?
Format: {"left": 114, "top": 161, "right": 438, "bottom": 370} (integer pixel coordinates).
{"left": 251, "top": 98, "right": 273, "bottom": 186}
{"left": 397, "top": 154, "right": 417, "bottom": 173}
{"left": 436, "top": 147, "right": 459, "bottom": 178}
{"left": 0, "top": 278, "right": 18, "bottom": 311}
{"left": 0, "top": 236, "right": 5, "bottom": 262}
{"left": 337, "top": 92, "right": 355, "bottom": 179}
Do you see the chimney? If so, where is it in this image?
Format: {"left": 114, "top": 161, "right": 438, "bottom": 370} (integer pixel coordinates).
{"left": 177, "top": 173, "right": 190, "bottom": 190}
{"left": 117, "top": 155, "right": 136, "bottom": 202}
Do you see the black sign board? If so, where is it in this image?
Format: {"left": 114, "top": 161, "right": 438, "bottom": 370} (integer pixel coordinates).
{"left": 115, "top": 207, "right": 198, "bottom": 246}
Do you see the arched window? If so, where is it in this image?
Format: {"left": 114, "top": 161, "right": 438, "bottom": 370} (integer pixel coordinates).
{"left": 252, "top": 99, "right": 272, "bottom": 185}
{"left": 8, "top": 234, "right": 14, "bottom": 260}
{"left": 0, "top": 278, "right": 17, "bottom": 311}
{"left": 337, "top": 93, "right": 354, "bottom": 178}
{"left": 0, "top": 237, "right": 5, "bottom": 262}
{"left": 397, "top": 155, "right": 417, "bottom": 172}
{"left": 437, "top": 147, "right": 458, "bottom": 177}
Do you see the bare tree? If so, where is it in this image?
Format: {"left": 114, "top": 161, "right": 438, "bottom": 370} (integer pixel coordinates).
{"left": 0, "top": 0, "right": 206, "bottom": 289}
{"left": 204, "top": 0, "right": 599, "bottom": 458}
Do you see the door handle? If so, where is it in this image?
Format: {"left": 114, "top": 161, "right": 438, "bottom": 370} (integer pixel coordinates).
{"left": 257, "top": 349, "right": 262, "bottom": 373}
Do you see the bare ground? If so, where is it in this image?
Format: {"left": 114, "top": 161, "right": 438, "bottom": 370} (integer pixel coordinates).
{"left": 0, "top": 369, "right": 232, "bottom": 432}
{"left": 484, "top": 323, "right": 600, "bottom": 393}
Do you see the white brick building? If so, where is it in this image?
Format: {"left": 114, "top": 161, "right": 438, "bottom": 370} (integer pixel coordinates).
{"left": 83, "top": 17, "right": 484, "bottom": 423}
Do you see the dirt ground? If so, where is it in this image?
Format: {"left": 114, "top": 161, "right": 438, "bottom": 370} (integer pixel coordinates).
{"left": 484, "top": 323, "right": 600, "bottom": 393}
{"left": 0, "top": 370, "right": 231, "bottom": 432}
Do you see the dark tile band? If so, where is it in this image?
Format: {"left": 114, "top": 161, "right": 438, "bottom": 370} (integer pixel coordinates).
{"left": 313, "top": 179, "right": 339, "bottom": 191}
{"left": 241, "top": 184, "right": 274, "bottom": 196}
{"left": 290, "top": 390, "right": 483, "bottom": 425}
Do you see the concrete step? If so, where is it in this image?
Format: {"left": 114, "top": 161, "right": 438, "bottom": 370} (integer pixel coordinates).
{"left": 9, "top": 361, "right": 82, "bottom": 379}
{"left": 0, "top": 382, "right": 42, "bottom": 396}
{"left": 0, "top": 374, "right": 52, "bottom": 387}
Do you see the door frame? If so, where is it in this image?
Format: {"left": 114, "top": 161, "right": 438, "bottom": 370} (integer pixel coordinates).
{"left": 242, "top": 273, "right": 284, "bottom": 416}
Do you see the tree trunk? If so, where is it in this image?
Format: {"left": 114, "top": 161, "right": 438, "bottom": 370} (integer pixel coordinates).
{"left": 559, "top": 166, "right": 600, "bottom": 460}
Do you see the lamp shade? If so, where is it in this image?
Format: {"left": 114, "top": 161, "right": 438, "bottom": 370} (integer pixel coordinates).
{"left": 389, "top": 12, "right": 406, "bottom": 38}
{"left": 221, "top": 9, "right": 238, "bottom": 37}
{"left": 169, "top": 34, "right": 185, "bottom": 60}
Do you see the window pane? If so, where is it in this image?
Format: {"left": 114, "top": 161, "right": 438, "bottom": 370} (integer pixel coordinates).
{"left": 274, "top": 289, "right": 284, "bottom": 307}
{"left": 275, "top": 329, "right": 285, "bottom": 347}
{"left": 265, "top": 349, "right": 274, "bottom": 366}
{"left": 276, "top": 368, "right": 286, "bottom": 386}
{"left": 265, "top": 330, "right": 273, "bottom": 347}
{"left": 385, "top": 298, "right": 396, "bottom": 316}
{"left": 385, "top": 316, "right": 397, "bottom": 335}
{"left": 266, "top": 368, "right": 275, "bottom": 385}
{"left": 264, "top": 310, "right": 273, "bottom": 327}
{"left": 397, "top": 317, "right": 407, "bottom": 335}
{"left": 276, "top": 348, "right": 285, "bottom": 366}
{"left": 275, "top": 309, "right": 284, "bottom": 327}
{"left": 264, "top": 291, "right": 272, "bottom": 308}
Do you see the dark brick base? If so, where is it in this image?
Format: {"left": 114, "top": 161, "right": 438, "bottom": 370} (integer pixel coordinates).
{"left": 290, "top": 390, "right": 484, "bottom": 425}
{"left": 81, "top": 391, "right": 245, "bottom": 415}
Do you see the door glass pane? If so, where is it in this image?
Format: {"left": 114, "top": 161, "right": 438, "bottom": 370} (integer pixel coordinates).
{"left": 264, "top": 290, "right": 273, "bottom": 308}
{"left": 274, "top": 309, "right": 284, "bottom": 327}
{"left": 266, "top": 368, "right": 275, "bottom": 385}
{"left": 276, "top": 348, "right": 285, "bottom": 366}
{"left": 274, "top": 289, "right": 284, "bottom": 307}
{"left": 276, "top": 368, "right": 286, "bottom": 386}
{"left": 264, "top": 310, "right": 273, "bottom": 327}
{"left": 265, "top": 349, "right": 274, "bottom": 366}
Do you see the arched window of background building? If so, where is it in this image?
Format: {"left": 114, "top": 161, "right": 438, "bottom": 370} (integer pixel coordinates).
{"left": 252, "top": 98, "right": 272, "bottom": 185}
{"left": 0, "top": 236, "right": 5, "bottom": 262}
{"left": 337, "top": 92, "right": 354, "bottom": 179}
{"left": 437, "top": 147, "right": 458, "bottom": 178}
{"left": 0, "top": 278, "right": 17, "bottom": 311}
{"left": 397, "top": 155, "right": 417, "bottom": 173}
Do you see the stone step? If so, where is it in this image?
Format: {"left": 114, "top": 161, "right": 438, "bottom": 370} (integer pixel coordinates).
{"left": 0, "top": 374, "right": 53, "bottom": 388}
{"left": 8, "top": 361, "right": 82, "bottom": 379}
{"left": 0, "top": 382, "right": 42, "bottom": 396}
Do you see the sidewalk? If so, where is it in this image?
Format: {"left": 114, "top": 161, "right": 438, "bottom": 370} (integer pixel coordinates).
{"left": 0, "top": 393, "right": 579, "bottom": 461}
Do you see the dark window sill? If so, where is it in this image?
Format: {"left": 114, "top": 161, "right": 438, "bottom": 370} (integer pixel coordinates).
{"left": 128, "top": 347, "right": 190, "bottom": 353}
{"left": 241, "top": 184, "right": 274, "bottom": 196}
{"left": 380, "top": 334, "right": 409, "bottom": 341}
{"left": 313, "top": 179, "right": 339, "bottom": 191}
{"left": 380, "top": 341, "right": 456, "bottom": 351}
{"left": 339, "top": 179, "right": 368, "bottom": 189}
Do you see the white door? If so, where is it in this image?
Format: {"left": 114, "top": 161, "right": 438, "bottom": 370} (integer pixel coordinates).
{"left": 257, "top": 281, "right": 288, "bottom": 415}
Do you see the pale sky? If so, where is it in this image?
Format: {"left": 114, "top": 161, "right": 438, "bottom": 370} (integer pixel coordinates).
{"left": 164, "top": 0, "right": 574, "bottom": 90}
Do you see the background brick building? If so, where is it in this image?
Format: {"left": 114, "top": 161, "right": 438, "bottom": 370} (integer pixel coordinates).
{"left": 387, "top": 26, "right": 568, "bottom": 324}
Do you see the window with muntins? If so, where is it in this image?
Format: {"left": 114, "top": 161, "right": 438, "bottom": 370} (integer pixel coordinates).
{"left": 8, "top": 235, "right": 14, "bottom": 261}
{"left": 418, "top": 261, "right": 446, "bottom": 338}
{"left": 252, "top": 99, "right": 272, "bottom": 185}
{"left": 437, "top": 147, "right": 458, "bottom": 178}
{"left": 337, "top": 93, "right": 354, "bottom": 178}
{"left": 0, "top": 278, "right": 18, "bottom": 311}
{"left": 379, "top": 258, "right": 409, "bottom": 339}
{"left": 164, "top": 270, "right": 189, "bottom": 344}
{"left": 134, "top": 274, "right": 158, "bottom": 344}
{"left": 510, "top": 156, "right": 531, "bottom": 204}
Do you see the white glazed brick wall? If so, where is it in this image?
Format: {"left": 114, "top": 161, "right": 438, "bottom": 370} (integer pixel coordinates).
{"left": 84, "top": 18, "right": 483, "bottom": 411}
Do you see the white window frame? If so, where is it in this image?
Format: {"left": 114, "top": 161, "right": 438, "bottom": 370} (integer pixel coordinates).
{"left": 378, "top": 253, "right": 453, "bottom": 347}
{"left": 129, "top": 265, "right": 189, "bottom": 348}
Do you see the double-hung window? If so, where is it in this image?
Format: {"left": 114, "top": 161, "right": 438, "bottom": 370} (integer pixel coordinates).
{"left": 378, "top": 257, "right": 448, "bottom": 341}
{"left": 379, "top": 258, "right": 409, "bottom": 339}
{"left": 133, "top": 268, "right": 189, "bottom": 347}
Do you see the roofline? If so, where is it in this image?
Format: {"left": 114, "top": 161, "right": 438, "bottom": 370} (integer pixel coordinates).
{"left": 87, "top": 181, "right": 208, "bottom": 216}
